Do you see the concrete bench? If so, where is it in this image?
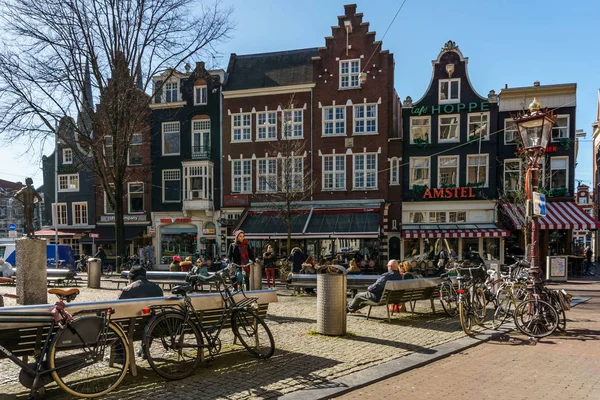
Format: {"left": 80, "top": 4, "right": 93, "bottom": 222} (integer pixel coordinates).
{"left": 118, "top": 271, "right": 217, "bottom": 291}
{"left": 0, "top": 289, "right": 278, "bottom": 378}
{"left": 363, "top": 277, "right": 445, "bottom": 323}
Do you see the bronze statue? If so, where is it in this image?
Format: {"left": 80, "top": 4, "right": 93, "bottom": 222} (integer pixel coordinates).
{"left": 14, "top": 178, "right": 43, "bottom": 238}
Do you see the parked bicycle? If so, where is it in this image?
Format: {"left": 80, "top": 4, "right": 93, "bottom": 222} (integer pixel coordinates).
{"left": 141, "top": 263, "right": 274, "bottom": 380}
{"left": 457, "top": 266, "right": 487, "bottom": 335}
{"left": 0, "top": 288, "right": 129, "bottom": 398}
{"left": 438, "top": 267, "right": 459, "bottom": 317}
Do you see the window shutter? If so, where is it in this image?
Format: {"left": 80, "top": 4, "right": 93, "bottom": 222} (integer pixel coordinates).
{"left": 154, "top": 80, "right": 163, "bottom": 103}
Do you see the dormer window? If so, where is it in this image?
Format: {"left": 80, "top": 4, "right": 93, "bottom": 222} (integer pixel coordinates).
{"left": 194, "top": 85, "right": 207, "bottom": 105}
{"left": 340, "top": 59, "right": 360, "bottom": 89}
{"left": 439, "top": 78, "right": 460, "bottom": 104}
{"left": 62, "top": 148, "right": 73, "bottom": 164}
{"left": 165, "top": 82, "right": 178, "bottom": 102}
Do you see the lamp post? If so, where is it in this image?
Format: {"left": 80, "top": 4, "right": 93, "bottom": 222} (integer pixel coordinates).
{"left": 513, "top": 98, "right": 557, "bottom": 283}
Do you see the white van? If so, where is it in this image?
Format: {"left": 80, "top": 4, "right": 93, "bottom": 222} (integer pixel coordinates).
{"left": 0, "top": 240, "right": 16, "bottom": 276}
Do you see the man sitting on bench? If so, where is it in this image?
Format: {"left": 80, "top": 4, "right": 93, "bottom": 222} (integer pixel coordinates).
{"left": 119, "top": 265, "right": 164, "bottom": 300}
{"left": 347, "top": 259, "right": 402, "bottom": 313}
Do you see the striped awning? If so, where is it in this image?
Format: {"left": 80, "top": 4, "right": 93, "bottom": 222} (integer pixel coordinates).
{"left": 401, "top": 224, "right": 510, "bottom": 239}
{"left": 500, "top": 201, "right": 600, "bottom": 230}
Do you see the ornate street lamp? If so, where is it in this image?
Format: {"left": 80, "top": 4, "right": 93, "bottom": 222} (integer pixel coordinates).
{"left": 513, "top": 98, "right": 557, "bottom": 282}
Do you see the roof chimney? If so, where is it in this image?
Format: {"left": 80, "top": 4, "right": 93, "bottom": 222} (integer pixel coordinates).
{"left": 196, "top": 61, "right": 205, "bottom": 70}
{"left": 504, "top": 84, "right": 508, "bottom": 89}
{"left": 533, "top": 80, "right": 540, "bottom": 87}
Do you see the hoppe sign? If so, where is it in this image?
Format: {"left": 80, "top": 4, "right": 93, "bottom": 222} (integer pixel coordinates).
{"left": 411, "top": 101, "right": 489, "bottom": 116}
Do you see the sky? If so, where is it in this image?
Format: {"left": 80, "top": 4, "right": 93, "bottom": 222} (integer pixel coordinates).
{"left": 1, "top": 0, "right": 599, "bottom": 188}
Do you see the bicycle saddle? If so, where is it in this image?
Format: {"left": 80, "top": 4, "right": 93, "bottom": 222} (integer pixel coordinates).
{"left": 171, "top": 285, "right": 193, "bottom": 296}
{"left": 48, "top": 288, "right": 80, "bottom": 297}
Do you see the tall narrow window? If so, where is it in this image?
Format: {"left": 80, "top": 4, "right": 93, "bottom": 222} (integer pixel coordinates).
{"left": 283, "top": 109, "right": 303, "bottom": 138}
{"left": 390, "top": 157, "right": 400, "bottom": 185}
{"left": 410, "top": 157, "right": 430, "bottom": 187}
{"left": 410, "top": 116, "right": 430, "bottom": 144}
{"left": 194, "top": 85, "right": 207, "bottom": 105}
{"left": 232, "top": 113, "right": 252, "bottom": 142}
{"left": 257, "top": 111, "right": 277, "bottom": 140}
{"left": 257, "top": 158, "right": 277, "bottom": 192}
{"left": 504, "top": 119, "right": 518, "bottom": 145}
{"left": 104, "top": 136, "right": 113, "bottom": 167}
{"left": 467, "top": 154, "right": 489, "bottom": 187}
{"left": 72, "top": 202, "right": 88, "bottom": 225}
{"left": 353, "top": 153, "right": 377, "bottom": 189}
{"left": 323, "top": 155, "right": 346, "bottom": 190}
{"left": 162, "top": 122, "right": 180, "bottom": 155}
{"left": 468, "top": 113, "right": 489, "bottom": 140}
{"left": 232, "top": 160, "right": 252, "bottom": 193}
{"left": 283, "top": 157, "right": 303, "bottom": 192}
{"left": 323, "top": 106, "right": 345, "bottom": 136}
{"left": 128, "top": 182, "right": 144, "bottom": 213}
{"left": 192, "top": 119, "right": 211, "bottom": 159}
{"left": 340, "top": 59, "right": 360, "bottom": 88}
{"left": 550, "top": 157, "right": 568, "bottom": 189}
{"left": 104, "top": 185, "right": 115, "bottom": 215}
{"left": 439, "top": 115, "right": 460, "bottom": 142}
{"left": 52, "top": 203, "right": 67, "bottom": 225}
{"left": 162, "top": 169, "right": 181, "bottom": 202}
{"left": 165, "top": 82, "right": 178, "bottom": 102}
{"left": 62, "top": 148, "right": 73, "bottom": 164}
{"left": 354, "top": 104, "right": 377, "bottom": 135}
{"left": 128, "top": 134, "right": 143, "bottom": 165}
{"left": 439, "top": 79, "right": 460, "bottom": 103}
{"left": 184, "top": 164, "right": 213, "bottom": 201}
{"left": 438, "top": 156, "right": 459, "bottom": 187}
{"left": 504, "top": 159, "right": 521, "bottom": 192}
{"left": 551, "top": 116, "right": 569, "bottom": 142}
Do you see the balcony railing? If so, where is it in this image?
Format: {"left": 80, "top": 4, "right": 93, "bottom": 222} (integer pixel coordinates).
{"left": 191, "top": 145, "right": 211, "bottom": 160}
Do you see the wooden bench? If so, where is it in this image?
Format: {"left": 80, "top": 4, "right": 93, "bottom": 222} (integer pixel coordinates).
{"left": 289, "top": 274, "right": 379, "bottom": 295}
{"left": 0, "top": 289, "right": 278, "bottom": 379}
{"left": 363, "top": 277, "right": 446, "bottom": 323}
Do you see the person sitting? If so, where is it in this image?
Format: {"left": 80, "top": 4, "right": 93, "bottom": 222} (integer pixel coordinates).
{"left": 402, "top": 260, "right": 416, "bottom": 280}
{"left": 0, "top": 258, "right": 14, "bottom": 278}
{"left": 169, "top": 256, "right": 182, "bottom": 272}
{"left": 347, "top": 259, "right": 361, "bottom": 275}
{"left": 187, "top": 258, "right": 209, "bottom": 290}
{"left": 180, "top": 256, "right": 193, "bottom": 272}
{"left": 347, "top": 259, "right": 402, "bottom": 313}
{"left": 119, "top": 265, "right": 164, "bottom": 300}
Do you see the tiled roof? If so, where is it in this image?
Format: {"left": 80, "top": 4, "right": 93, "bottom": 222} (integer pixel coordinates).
{"left": 225, "top": 48, "right": 318, "bottom": 91}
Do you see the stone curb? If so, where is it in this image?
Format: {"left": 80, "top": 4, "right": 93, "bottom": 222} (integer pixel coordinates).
{"left": 278, "top": 327, "right": 508, "bottom": 400}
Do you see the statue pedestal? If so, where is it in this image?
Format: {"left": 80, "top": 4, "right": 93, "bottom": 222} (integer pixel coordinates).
{"left": 16, "top": 238, "right": 47, "bottom": 305}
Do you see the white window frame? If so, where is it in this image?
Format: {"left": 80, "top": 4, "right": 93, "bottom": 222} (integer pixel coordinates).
{"left": 449, "top": 211, "right": 467, "bottom": 223}
{"left": 164, "top": 81, "right": 179, "bottom": 103}
{"left": 194, "top": 85, "right": 208, "bottom": 105}
{"left": 58, "top": 174, "right": 79, "bottom": 192}
{"left": 162, "top": 169, "right": 181, "bottom": 203}
{"left": 104, "top": 184, "right": 115, "bottom": 215}
{"left": 184, "top": 164, "right": 214, "bottom": 201}
{"left": 466, "top": 154, "right": 489, "bottom": 187}
{"left": 323, "top": 106, "right": 346, "bottom": 136}
{"left": 551, "top": 115, "right": 570, "bottom": 142}
{"left": 322, "top": 154, "right": 346, "bottom": 190}
{"left": 257, "top": 158, "right": 278, "bottom": 193}
{"left": 504, "top": 119, "right": 519, "bottom": 145}
{"left": 468, "top": 112, "right": 490, "bottom": 141}
{"left": 409, "top": 157, "right": 430, "bottom": 187}
{"left": 579, "top": 197, "right": 587, "bottom": 205}
{"left": 438, "top": 155, "right": 459, "bottom": 187}
{"left": 409, "top": 212, "right": 426, "bottom": 223}
{"left": 283, "top": 109, "right": 303, "bottom": 139}
{"left": 438, "top": 114, "right": 460, "bottom": 143}
{"left": 256, "top": 111, "right": 277, "bottom": 141}
{"left": 232, "top": 159, "right": 252, "bottom": 194}
{"left": 162, "top": 122, "right": 180, "bottom": 156}
{"left": 353, "top": 103, "right": 378, "bottom": 135}
{"left": 72, "top": 202, "right": 88, "bottom": 226}
{"left": 550, "top": 156, "right": 569, "bottom": 189}
{"left": 353, "top": 153, "right": 378, "bottom": 190}
{"left": 390, "top": 157, "right": 400, "bottom": 186}
{"left": 504, "top": 158, "right": 522, "bottom": 192}
{"left": 339, "top": 59, "right": 360, "bottom": 89}
{"left": 191, "top": 119, "right": 211, "bottom": 157}
{"left": 104, "top": 136, "right": 113, "bottom": 167}
{"left": 62, "top": 148, "right": 73, "bottom": 164}
{"left": 283, "top": 157, "right": 304, "bottom": 192}
{"left": 232, "top": 113, "right": 252, "bottom": 142}
{"left": 52, "top": 203, "right": 68, "bottom": 226}
{"left": 438, "top": 78, "right": 460, "bottom": 104}
{"left": 410, "top": 116, "right": 431, "bottom": 144}
{"left": 128, "top": 182, "right": 144, "bottom": 214}
{"left": 128, "top": 134, "right": 143, "bottom": 165}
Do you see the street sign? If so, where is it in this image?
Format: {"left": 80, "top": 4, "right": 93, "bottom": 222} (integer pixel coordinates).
{"left": 8, "top": 223, "right": 16, "bottom": 231}
{"left": 89, "top": 233, "right": 100, "bottom": 239}
{"left": 8, "top": 231, "right": 17, "bottom": 238}
{"left": 533, "top": 192, "right": 546, "bottom": 217}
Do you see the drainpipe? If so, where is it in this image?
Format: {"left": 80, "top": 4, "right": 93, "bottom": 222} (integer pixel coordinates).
{"left": 310, "top": 88, "right": 314, "bottom": 201}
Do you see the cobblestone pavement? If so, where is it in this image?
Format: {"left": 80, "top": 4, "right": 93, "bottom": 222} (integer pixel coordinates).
{"left": 0, "top": 276, "right": 476, "bottom": 399}
{"left": 336, "top": 278, "right": 600, "bottom": 400}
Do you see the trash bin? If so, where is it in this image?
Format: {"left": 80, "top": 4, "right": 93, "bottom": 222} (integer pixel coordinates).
{"left": 250, "top": 262, "right": 262, "bottom": 291}
{"left": 87, "top": 258, "right": 101, "bottom": 288}
{"left": 317, "top": 265, "right": 347, "bottom": 336}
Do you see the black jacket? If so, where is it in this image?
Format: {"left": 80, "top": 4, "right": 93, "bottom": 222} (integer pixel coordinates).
{"left": 291, "top": 250, "right": 305, "bottom": 273}
{"left": 263, "top": 251, "right": 276, "bottom": 269}
{"left": 119, "top": 278, "right": 164, "bottom": 300}
{"left": 228, "top": 242, "right": 254, "bottom": 265}
{"left": 367, "top": 270, "right": 402, "bottom": 302}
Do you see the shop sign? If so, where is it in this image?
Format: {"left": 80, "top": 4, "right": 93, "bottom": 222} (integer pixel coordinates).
{"left": 160, "top": 218, "right": 192, "bottom": 223}
{"left": 422, "top": 187, "right": 477, "bottom": 199}
{"left": 203, "top": 228, "right": 216, "bottom": 235}
{"left": 517, "top": 145, "right": 557, "bottom": 154}
{"left": 411, "top": 101, "right": 489, "bottom": 116}
{"left": 223, "top": 194, "right": 249, "bottom": 207}
{"left": 101, "top": 215, "right": 146, "bottom": 222}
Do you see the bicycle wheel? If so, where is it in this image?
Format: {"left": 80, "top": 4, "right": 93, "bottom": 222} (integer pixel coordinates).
{"left": 514, "top": 299, "right": 559, "bottom": 338}
{"left": 473, "top": 286, "right": 487, "bottom": 325}
{"left": 458, "top": 297, "right": 474, "bottom": 335}
{"left": 231, "top": 309, "right": 275, "bottom": 359}
{"left": 588, "top": 264, "right": 596, "bottom": 276}
{"left": 492, "top": 289, "right": 513, "bottom": 329}
{"left": 439, "top": 284, "right": 458, "bottom": 316}
{"left": 143, "top": 312, "right": 203, "bottom": 380}
{"left": 49, "top": 321, "right": 130, "bottom": 398}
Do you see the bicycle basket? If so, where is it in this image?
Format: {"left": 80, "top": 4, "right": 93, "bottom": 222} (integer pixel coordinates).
{"left": 459, "top": 266, "right": 487, "bottom": 283}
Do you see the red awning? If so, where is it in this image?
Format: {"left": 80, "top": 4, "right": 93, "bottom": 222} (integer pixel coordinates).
{"left": 401, "top": 226, "right": 509, "bottom": 239}
{"left": 34, "top": 229, "right": 75, "bottom": 237}
{"left": 500, "top": 201, "right": 600, "bottom": 230}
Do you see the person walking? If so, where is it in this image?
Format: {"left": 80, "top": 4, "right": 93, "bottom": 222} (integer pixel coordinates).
{"left": 585, "top": 246, "right": 593, "bottom": 275}
{"left": 263, "top": 245, "right": 277, "bottom": 289}
{"left": 94, "top": 246, "right": 108, "bottom": 273}
{"left": 228, "top": 230, "right": 254, "bottom": 289}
